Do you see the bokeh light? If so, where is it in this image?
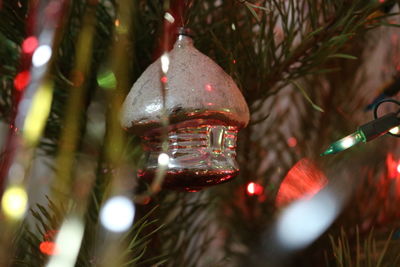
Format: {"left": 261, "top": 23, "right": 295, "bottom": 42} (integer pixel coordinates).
{"left": 161, "top": 76, "right": 168, "bottom": 83}
{"left": 46, "top": 217, "right": 84, "bottom": 267}
{"left": 276, "top": 158, "right": 328, "bottom": 207}
{"left": 32, "top": 45, "right": 52, "bottom": 67}
{"left": 287, "top": 137, "right": 297, "bottom": 148}
{"left": 246, "top": 182, "right": 264, "bottom": 196}
{"left": 100, "top": 196, "right": 135, "bottom": 233}
{"left": 1, "top": 185, "right": 28, "bottom": 220}
{"left": 164, "top": 12, "right": 175, "bottom": 23}
{"left": 158, "top": 153, "right": 170, "bottom": 166}
{"left": 40, "top": 241, "right": 57, "bottom": 255}
{"left": 161, "top": 53, "right": 170, "bottom": 73}
{"left": 276, "top": 191, "right": 339, "bottom": 250}
{"left": 14, "top": 71, "right": 31, "bottom": 91}
{"left": 22, "top": 36, "right": 39, "bottom": 54}
{"left": 23, "top": 82, "right": 53, "bottom": 145}
{"left": 386, "top": 153, "right": 400, "bottom": 179}
{"left": 97, "top": 70, "right": 116, "bottom": 89}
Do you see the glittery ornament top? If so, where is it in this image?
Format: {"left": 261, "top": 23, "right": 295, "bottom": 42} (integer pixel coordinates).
{"left": 120, "top": 35, "right": 250, "bottom": 134}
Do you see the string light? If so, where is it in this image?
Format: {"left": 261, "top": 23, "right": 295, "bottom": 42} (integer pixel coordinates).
{"left": 321, "top": 131, "right": 365, "bottom": 155}
{"left": 1, "top": 185, "right": 28, "bottom": 220}
{"left": 100, "top": 196, "right": 135, "bottom": 233}
{"left": 321, "top": 112, "right": 400, "bottom": 156}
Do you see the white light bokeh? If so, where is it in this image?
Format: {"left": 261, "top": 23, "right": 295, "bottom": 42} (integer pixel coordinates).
{"left": 46, "top": 217, "right": 84, "bottom": 267}
{"left": 164, "top": 12, "right": 175, "bottom": 23}
{"left": 158, "top": 153, "right": 170, "bottom": 166}
{"left": 32, "top": 45, "right": 52, "bottom": 67}
{"left": 276, "top": 191, "right": 339, "bottom": 250}
{"left": 1, "top": 186, "right": 28, "bottom": 220}
{"left": 100, "top": 196, "right": 135, "bottom": 233}
{"left": 161, "top": 53, "right": 170, "bottom": 73}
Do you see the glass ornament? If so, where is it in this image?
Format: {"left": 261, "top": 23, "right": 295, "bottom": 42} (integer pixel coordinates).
{"left": 120, "top": 30, "right": 249, "bottom": 191}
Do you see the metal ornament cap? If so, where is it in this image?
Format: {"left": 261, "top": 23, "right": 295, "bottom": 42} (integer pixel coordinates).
{"left": 120, "top": 35, "right": 250, "bottom": 134}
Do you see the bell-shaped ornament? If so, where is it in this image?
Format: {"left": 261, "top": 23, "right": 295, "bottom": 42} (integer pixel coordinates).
{"left": 120, "top": 30, "right": 250, "bottom": 191}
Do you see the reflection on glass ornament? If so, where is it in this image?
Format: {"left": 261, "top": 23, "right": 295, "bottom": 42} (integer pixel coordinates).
{"left": 120, "top": 29, "right": 249, "bottom": 191}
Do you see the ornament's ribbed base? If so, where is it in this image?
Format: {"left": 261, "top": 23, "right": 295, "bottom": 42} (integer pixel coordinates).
{"left": 138, "top": 169, "right": 238, "bottom": 192}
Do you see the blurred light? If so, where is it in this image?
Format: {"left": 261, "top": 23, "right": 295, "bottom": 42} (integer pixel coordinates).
{"left": 14, "top": 71, "right": 30, "bottom": 91}
{"left": 287, "top": 137, "right": 297, "bottom": 147}
{"left": 22, "top": 36, "right": 39, "bottom": 54}
{"left": 100, "top": 196, "right": 135, "bottom": 233}
{"left": 8, "top": 163, "right": 25, "bottom": 183}
{"left": 71, "top": 70, "right": 84, "bottom": 87}
{"left": 276, "top": 191, "right": 339, "bottom": 250}
{"left": 161, "top": 53, "right": 169, "bottom": 73}
{"left": 40, "top": 241, "right": 57, "bottom": 255}
{"left": 233, "top": 59, "right": 236, "bottom": 64}
{"left": 231, "top": 23, "right": 236, "bottom": 30}
{"left": 161, "top": 76, "right": 168, "bottom": 83}
{"left": 158, "top": 153, "right": 170, "bottom": 166}
{"left": 276, "top": 158, "right": 328, "bottom": 207}
{"left": 1, "top": 185, "right": 28, "bottom": 220}
{"left": 97, "top": 70, "right": 116, "bottom": 89}
{"left": 247, "top": 182, "right": 264, "bottom": 196}
{"left": 32, "top": 45, "right": 52, "bottom": 67}
{"left": 164, "top": 12, "right": 175, "bottom": 23}
{"left": 389, "top": 126, "right": 400, "bottom": 135}
{"left": 114, "top": 19, "right": 120, "bottom": 27}
{"left": 205, "top": 84, "right": 213, "bottom": 91}
{"left": 385, "top": 153, "right": 400, "bottom": 179}
{"left": 46, "top": 217, "right": 84, "bottom": 267}
{"left": 23, "top": 81, "right": 53, "bottom": 145}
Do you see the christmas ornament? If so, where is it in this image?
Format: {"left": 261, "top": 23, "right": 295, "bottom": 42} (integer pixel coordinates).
{"left": 120, "top": 29, "right": 250, "bottom": 191}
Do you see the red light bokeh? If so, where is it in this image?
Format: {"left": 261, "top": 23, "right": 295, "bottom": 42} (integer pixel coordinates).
{"left": 14, "top": 71, "right": 30, "bottom": 91}
{"left": 22, "top": 36, "right": 38, "bottom": 54}
{"left": 276, "top": 158, "right": 328, "bottom": 207}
